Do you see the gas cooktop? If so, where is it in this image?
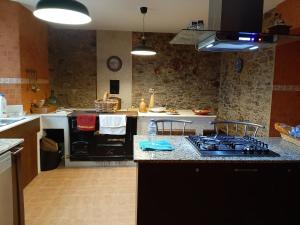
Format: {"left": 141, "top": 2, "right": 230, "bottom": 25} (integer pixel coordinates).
{"left": 186, "top": 135, "right": 280, "bottom": 157}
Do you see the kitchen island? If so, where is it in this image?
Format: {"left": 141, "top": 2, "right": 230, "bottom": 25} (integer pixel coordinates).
{"left": 134, "top": 135, "right": 300, "bottom": 225}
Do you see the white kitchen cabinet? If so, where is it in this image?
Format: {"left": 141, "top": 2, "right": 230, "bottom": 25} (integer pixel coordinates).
{"left": 40, "top": 114, "right": 70, "bottom": 169}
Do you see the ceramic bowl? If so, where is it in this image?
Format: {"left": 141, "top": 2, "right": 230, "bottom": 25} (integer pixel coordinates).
{"left": 192, "top": 109, "right": 211, "bottom": 115}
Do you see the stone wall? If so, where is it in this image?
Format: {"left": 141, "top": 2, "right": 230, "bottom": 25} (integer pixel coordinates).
{"left": 132, "top": 32, "right": 221, "bottom": 111}
{"left": 48, "top": 28, "right": 97, "bottom": 108}
{"left": 217, "top": 48, "right": 275, "bottom": 136}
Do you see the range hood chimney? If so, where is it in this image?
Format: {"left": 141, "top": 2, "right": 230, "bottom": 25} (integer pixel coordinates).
{"left": 208, "top": 0, "right": 263, "bottom": 32}
{"left": 170, "top": 0, "right": 299, "bottom": 52}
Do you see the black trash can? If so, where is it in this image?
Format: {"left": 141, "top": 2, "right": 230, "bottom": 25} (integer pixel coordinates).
{"left": 40, "top": 148, "right": 62, "bottom": 171}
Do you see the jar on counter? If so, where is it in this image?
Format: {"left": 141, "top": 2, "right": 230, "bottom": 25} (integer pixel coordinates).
{"left": 139, "top": 98, "right": 147, "bottom": 113}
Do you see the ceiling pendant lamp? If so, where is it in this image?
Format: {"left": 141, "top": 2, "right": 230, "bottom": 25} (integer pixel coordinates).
{"left": 33, "top": 0, "right": 92, "bottom": 25}
{"left": 131, "top": 7, "right": 157, "bottom": 56}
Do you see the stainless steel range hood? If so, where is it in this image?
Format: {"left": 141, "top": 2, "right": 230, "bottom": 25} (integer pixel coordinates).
{"left": 170, "top": 0, "right": 300, "bottom": 52}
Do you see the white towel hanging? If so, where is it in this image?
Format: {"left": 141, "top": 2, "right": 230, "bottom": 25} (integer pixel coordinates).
{"left": 99, "top": 115, "right": 127, "bottom": 135}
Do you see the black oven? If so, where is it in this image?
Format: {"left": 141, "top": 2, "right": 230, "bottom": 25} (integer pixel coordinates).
{"left": 68, "top": 111, "right": 137, "bottom": 161}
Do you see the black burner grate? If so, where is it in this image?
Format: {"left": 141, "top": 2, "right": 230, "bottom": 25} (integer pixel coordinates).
{"left": 186, "top": 135, "right": 280, "bottom": 157}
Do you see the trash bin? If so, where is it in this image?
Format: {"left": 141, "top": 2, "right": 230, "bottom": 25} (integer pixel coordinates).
{"left": 40, "top": 137, "right": 62, "bottom": 171}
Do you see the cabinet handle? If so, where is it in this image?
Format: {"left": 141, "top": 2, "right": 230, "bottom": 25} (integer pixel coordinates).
{"left": 195, "top": 168, "right": 200, "bottom": 173}
{"left": 11, "top": 147, "right": 23, "bottom": 156}
{"left": 234, "top": 168, "right": 258, "bottom": 173}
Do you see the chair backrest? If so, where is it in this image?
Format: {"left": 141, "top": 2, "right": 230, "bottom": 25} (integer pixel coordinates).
{"left": 210, "top": 120, "right": 265, "bottom": 137}
{"left": 152, "top": 119, "right": 193, "bottom": 136}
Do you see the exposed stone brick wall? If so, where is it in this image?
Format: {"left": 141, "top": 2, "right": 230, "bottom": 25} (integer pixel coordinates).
{"left": 132, "top": 32, "right": 221, "bottom": 111}
{"left": 48, "top": 28, "right": 97, "bottom": 108}
{"left": 217, "top": 48, "right": 275, "bottom": 136}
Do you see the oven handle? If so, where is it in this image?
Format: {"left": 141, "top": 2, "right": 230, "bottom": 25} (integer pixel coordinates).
{"left": 11, "top": 147, "right": 23, "bottom": 156}
{"left": 234, "top": 168, "right": 259, "bottom": 173}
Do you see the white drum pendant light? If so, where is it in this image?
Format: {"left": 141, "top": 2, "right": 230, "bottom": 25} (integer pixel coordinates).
{"left": 33, "top": 0, "right": 92, "bottom": 25}
{"left": 131, "top": 7, "right": 157, "bottom": 56}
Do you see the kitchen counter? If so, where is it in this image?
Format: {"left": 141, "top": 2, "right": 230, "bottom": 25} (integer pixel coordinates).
{"left": 135, "top": 136, "right": 300, "bottom": 225}
{"left": 138, "top": 110, "right": 216, "bottom": 118}
{"left": 38, "top": 110, "right": 72, "bottom": 117}
{"left": 68, "top": 110, "right": 138, "bottom": 117}
{"left": 0, "top": 138, "right": 24, "bottom": 155}
{"left": 134, "top": 135, "right": 300, "bottom": 163}
{"left": 0, "top": 115, "right": 40, "bottom": 133}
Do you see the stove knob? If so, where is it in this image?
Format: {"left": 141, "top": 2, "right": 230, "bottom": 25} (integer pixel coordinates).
{"left": 242, "top": 149, "right": 248, "bottom": 154}
{"left": 248, "top": 146, "right": 255, "bottom": 154}
{"left": 243, "top": 146, "right": 251, "bottom": 154}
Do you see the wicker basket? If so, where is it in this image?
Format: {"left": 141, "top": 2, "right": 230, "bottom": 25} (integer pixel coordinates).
{"left": 94, "top": 99, "right": 118, "bottom": 113}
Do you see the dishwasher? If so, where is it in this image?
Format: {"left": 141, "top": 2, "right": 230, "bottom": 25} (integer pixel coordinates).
{"left": 0, "top": 150, "right": 14, "bottom": 225}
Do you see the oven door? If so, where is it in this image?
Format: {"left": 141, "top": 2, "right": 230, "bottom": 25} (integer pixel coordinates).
{"left": 91, "top": 134, "right": 127, "bottom": 159}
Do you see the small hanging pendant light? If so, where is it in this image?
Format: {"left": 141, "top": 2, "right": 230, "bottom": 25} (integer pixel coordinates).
{"left": 131, "top": 7, "right": 157, "bottom": 56}
{"left": 33, "top": 0, "right": 92, "bottom": 25}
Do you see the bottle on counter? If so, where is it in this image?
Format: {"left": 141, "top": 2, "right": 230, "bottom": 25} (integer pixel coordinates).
{"left": 0, "top": 93, "right": 7, "bottom": 117}
{"left": 47, "top": 90, "right": 57, "bottom": 105}
{"left": 149, "top": 92, "right": 154, "bottom": 108}
{"left": 139, "top": 98, "right": 147, "bottom": 113}
{"left": 148, "top": 119, "right": 157, "bottom": 144}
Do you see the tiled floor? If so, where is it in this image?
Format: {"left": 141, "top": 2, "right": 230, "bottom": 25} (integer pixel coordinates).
{"left": 24, "top": 167, "right": 137, "bottom": 225}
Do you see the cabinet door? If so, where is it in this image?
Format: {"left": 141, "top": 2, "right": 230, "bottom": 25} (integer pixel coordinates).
{"left": 137, "top": 164, "right": 219, "bottom": 225}
{"left": 137, "top": 163, "right": 300, "bottom": 225}
{"left": 220, "top": 165, "right": 297, "bottom": 225}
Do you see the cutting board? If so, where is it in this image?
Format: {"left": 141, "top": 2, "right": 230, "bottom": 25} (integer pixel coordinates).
{"left": 31, "top": 105, "right": 57, "bottom": 114}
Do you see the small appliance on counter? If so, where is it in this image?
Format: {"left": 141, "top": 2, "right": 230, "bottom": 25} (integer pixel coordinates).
{"left": 5, "top": 105, "right": 25, "bottom": 118}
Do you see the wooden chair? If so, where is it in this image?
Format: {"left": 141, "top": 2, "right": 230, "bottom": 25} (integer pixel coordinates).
{"left": 152, "top": 119, "right": 193, "bottom": 136}
{"left": 210, "top": 120, "right": 265, "bottom": 137}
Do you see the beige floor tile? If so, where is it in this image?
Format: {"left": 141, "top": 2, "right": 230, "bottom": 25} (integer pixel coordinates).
{"left": 24, "top": 167, "right": 137, "bottom": 225}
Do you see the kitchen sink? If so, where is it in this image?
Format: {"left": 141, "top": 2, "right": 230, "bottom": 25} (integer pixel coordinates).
{"left": 0, "top": 118, "right": 25, "bottom": 127}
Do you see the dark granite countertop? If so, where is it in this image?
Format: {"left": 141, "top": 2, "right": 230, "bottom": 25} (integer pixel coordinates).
{"left": 134, "top": 135, "right": 300, "bottom": 163}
